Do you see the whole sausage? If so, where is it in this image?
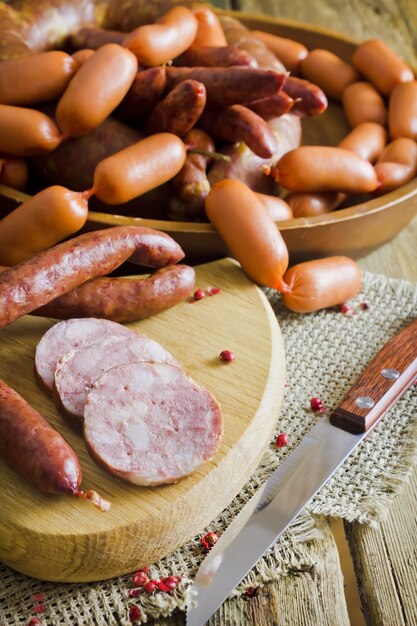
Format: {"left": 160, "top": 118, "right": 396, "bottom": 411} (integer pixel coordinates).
{"left": 92, "top": 133, "right": 186, "bottom": 205}
{"left": 116, "top": 67, "right": 167, "bottom": 123}
{"left": 342, "top": 82, "right": 387, "bottom": 128}
{"left": 208, "top": 113, "right": 301, "bottom": 194}
{"left": 165, "top": 66, "right": 285, "bottom": 107}
{"left": 251, "top": 30, "right": 308, "bottom": 74}
{"left": 145, "top": 80, "right": 206, "bottom": 136}
{"left": 0, "top": 51, "right": 77, "bottom": 106}
{"left": 0, "top": 105, "right": 63, "bottom": 156}
{"left": 352, "top": 39, "right": 414, "bottom": 97}
{"left": 0, "top": 379, "right": 82, "bottom": 495}
{"left": 169, "top": 128, "right": 214, "bottom": 220}
{"left": 0, "top": 155, "right": 28, "bottom": 191}
{"left": 219, "top": 15, "right": 287, "bottom": 73}
{"left": 0, "top": 225, "right": 184, "bottom": 329}
{"left": 338, "top": 122, "right": 387, "bottom": 162}
{"left": 191, "top": 6, "right": 227, "bottom": 47}
{"left": 388, "top": 81, "right": 417, "bottom": 140}
{"left": 71, "top": 48, "right": 95, "bottom": 67}
{"left": 255, "top": 193, "right": 293, "bottom": 221}
{"left": 30, "top": 116, "right": 143, "bottom": 192}
{"left": 56, "top": 44, "right": 138, "bottom": 137}
{"left": 205, "top": 179, "right": 289, "bottom": 292}
{"left": 69, "top": 26, "right": 124, "bottom": 50}
{"left": 286, "top": 191, "right": 345, "bottom": 218}
{"left": 199, "top": 105, "right": 278, "bottom": 159}
{"left": 281, "top": 256, "right": 362, "bottom": 313}
{"left": 247, "top": 91, "right": 295, "bottom": 119}
{"left": 0, "top": 186, "right": 89, "bottom": 265}
{"left": 176, "top": 46, "right": 256, "bottom": 68}
{"left": 283, "top": 76, "right": 328, "bottom": 116}
{"left": 32, "top": 265, "right": 196, "bottom": 322}
{"left": 374, "top": 138, "right": 417, "bottom": 192}
{"left": 300, "top": 49, "right": 359, "bottom": 101}
{"left": 123, "top": 6, "right": 198, "bottom": 66}
{"left": 271, "top": 146, "right": 378, "bottom": 193}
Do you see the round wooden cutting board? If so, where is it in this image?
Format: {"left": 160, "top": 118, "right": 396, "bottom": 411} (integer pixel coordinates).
{"left": 0, "top": 259, "right": 285, "bottom": 582}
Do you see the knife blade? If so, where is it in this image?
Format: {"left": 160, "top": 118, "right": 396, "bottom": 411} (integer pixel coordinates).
{"left": 186, "top": 317, "right": 417, "bottom": 626}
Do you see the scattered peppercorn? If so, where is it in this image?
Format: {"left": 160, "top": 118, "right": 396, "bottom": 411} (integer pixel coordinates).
{"left": 193, "top": 289, "right": 206, "bottom": 300}
{"left": 143, "top": 579, "right": 158, "bottom": 593}
{"left": 132, "top": 571, "right": 150, "bottom": 587}
{"left": 219, "top": 350, "right": 235, "bottom": 362}
{"left": 129, "top": 588, "right": 141, "bottom": 598}
{"left": 201, "top": 531, "right": 219, "bottom": 549}
{"left": 27, "top": 619, "right": 41, "bottom": 626}
{"left": 276, "top": 432, "right": 288, "bottom": 448}
{"left": 310, "top": 397, "right": 324, "bottom": 411}
{"left": 129, "top": 605, "right": 141, "bottom": 622}
{"left": 33, "top": 605, "right": 46, "bottom": 615}
{"left": 244, "top": 587, "right": 259, "bottom": 597}
{"left": 359, "top": 302, "right": 369, "bottom": 311}
{"left": 207, "top": 286, "right": 221, "bottom": 296}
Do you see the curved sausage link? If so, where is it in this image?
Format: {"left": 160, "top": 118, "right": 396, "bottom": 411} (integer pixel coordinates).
{"left": 0, "top": 379, "right": 82, "bottom": 495}
{"left": 145, "top": 80, "right": 206, "bottom": 136}
{"left": 0, "top": 226, "right": 184, "bottom": 330}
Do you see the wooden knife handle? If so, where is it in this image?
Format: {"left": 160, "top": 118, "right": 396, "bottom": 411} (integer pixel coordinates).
{"left": 329, "top": 318, "right": 417, "bottom": 434}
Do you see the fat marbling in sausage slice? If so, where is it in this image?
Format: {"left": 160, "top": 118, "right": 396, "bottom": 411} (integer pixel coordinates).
{"left": 35, "top": 317, "right": 135, "bottom": 392}
{"left": 84, "top": 361, "right": 223, "bottom": 486}
{"left": 54, "top": 334, "right": 179, "bottom": 421}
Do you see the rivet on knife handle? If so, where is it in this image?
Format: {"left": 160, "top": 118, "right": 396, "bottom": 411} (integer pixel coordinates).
{"left": 330, "top": 318, "right": 417, "bottom": 434}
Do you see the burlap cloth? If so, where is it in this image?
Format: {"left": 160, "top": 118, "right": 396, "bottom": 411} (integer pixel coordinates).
{"left": 1, "top": 271, "right": 416, "bottom": 625}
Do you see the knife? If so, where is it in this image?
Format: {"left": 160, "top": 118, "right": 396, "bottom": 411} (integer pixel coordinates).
{"left": 186, "top": 317, "right": 417, "bottom": 626}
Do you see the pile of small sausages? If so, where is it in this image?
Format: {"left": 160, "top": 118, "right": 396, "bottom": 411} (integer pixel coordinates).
{"left": 0, "top": 1, "right": 416, "bottom": 314}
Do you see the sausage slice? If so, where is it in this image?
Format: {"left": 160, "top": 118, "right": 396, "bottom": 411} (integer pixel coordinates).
{"left": 54, "top": 335, "right": 179, "bottom": 421}
{"left": 84, "top": 361, "right": 223, "bottom": 486}
{"left": 35, "top": 318, "right": 134, "bottom": 392}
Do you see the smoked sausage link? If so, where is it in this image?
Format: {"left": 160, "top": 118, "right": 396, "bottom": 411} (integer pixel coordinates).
{"left": 56, "top": 44, "right": 138, "bottom": 137}
{"left": 0, "top": 226, "right": 184, "bottom": 330}
{"left": 0, "top": 379, "right": 82, "bottom": 495}
{"left": 282, "top": 256, "right": 362, "bottom": 313}
{"left": 92, "top": 133, "right": 186, "bottom": 205}
{"left": 145, "top": 80, "right": 206, "bottom": 136}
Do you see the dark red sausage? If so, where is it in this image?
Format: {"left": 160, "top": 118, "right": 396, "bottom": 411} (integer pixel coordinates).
{"left": 32, "top": 265, "right": 195, "bottom": 322}
{"left": 145, "top": 80, "right": 207, "bottom": 136}
{"left": 199, "top": 105, "right": 278, "bottom": 158}
{"left": 0, "top": 226, "right": 184, "bottom": 330}
{"left": 283, "top": 76, "right": 328, "bottom": 116}
{"left": 247, "top": 91, "right": 295, "bottom": 119}
{"left": 115, "top": 67, "right": 167, "bottom": 123}
{"left": 0, "top": 379, "right": 82, "bottom": 495}
{"left": 176, "top": 45, "right": 256, "bottom": 68}
{"left": 69, "top": 26, "right": 124, "bottom": 51}
{"left": 165, "top": 66, "right": 285, "bottom": 107}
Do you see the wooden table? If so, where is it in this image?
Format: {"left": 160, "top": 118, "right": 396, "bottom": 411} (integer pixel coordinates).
{"left": 153, "top": 1, "right": 417, "bottom": 624}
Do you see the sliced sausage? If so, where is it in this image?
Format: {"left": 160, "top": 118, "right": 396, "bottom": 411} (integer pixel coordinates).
{"left": 0, "top": 226, "right": 184, "bottom": 330}
{"left": 84, "top": 361, "right": 223, "bottom": 486}
{"left": 0, "top": 379, "right": 82, "bottom": 494}
{"left": 35, "top": 317, "right": 135, "bottom": 392}
{"left": 55, "top": 334, "right": 179, "bottom": 421}
{"left": 352, "top": 38, "right": 414, "bottom": 96}
{"left": 281, "top": 256, "right": 362, "bottom": 313}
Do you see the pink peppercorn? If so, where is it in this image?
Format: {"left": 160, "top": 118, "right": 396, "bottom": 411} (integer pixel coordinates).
{"left": 129, "top": 605, "right": 141, "bottom": 622}
{"left": 129, "top": 589, "right": 141, "bottom": 598}
{"left": 244, "top": 587, "right": 259, "bottom": 597}
{"left": 219, "top": 350, "right": 235, "bottom": 362}
{"left": 132, "top": 572, "right": 149, "bottom": 587}
{"left": 276, "top": 432, "right": 288, "bottom": 448}
{"left": 201, "top": 531, "right": 219, "bottom": 549}
{"left": 27, "top": 620, "right": 41, "bottom": 626}
{"left": 310, "top": 397, "right": 324, "bottom": 411}
{"left": 207, "top": 286, "right": 221, "bottom": 296}
{"left": 194, "top": 289, "right": 206, "bottom": 300}
{"left": 143, "top": 580, "right": 158, "bottom": 593}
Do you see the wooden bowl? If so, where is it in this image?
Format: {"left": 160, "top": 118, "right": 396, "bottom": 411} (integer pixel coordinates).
{"left": 1, "top": 10, "right": 416, "bottom": 265}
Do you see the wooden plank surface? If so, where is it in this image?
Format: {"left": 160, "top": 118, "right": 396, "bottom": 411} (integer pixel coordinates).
{"left": 151, "top": 1, "right": 417, "bottom": 625}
